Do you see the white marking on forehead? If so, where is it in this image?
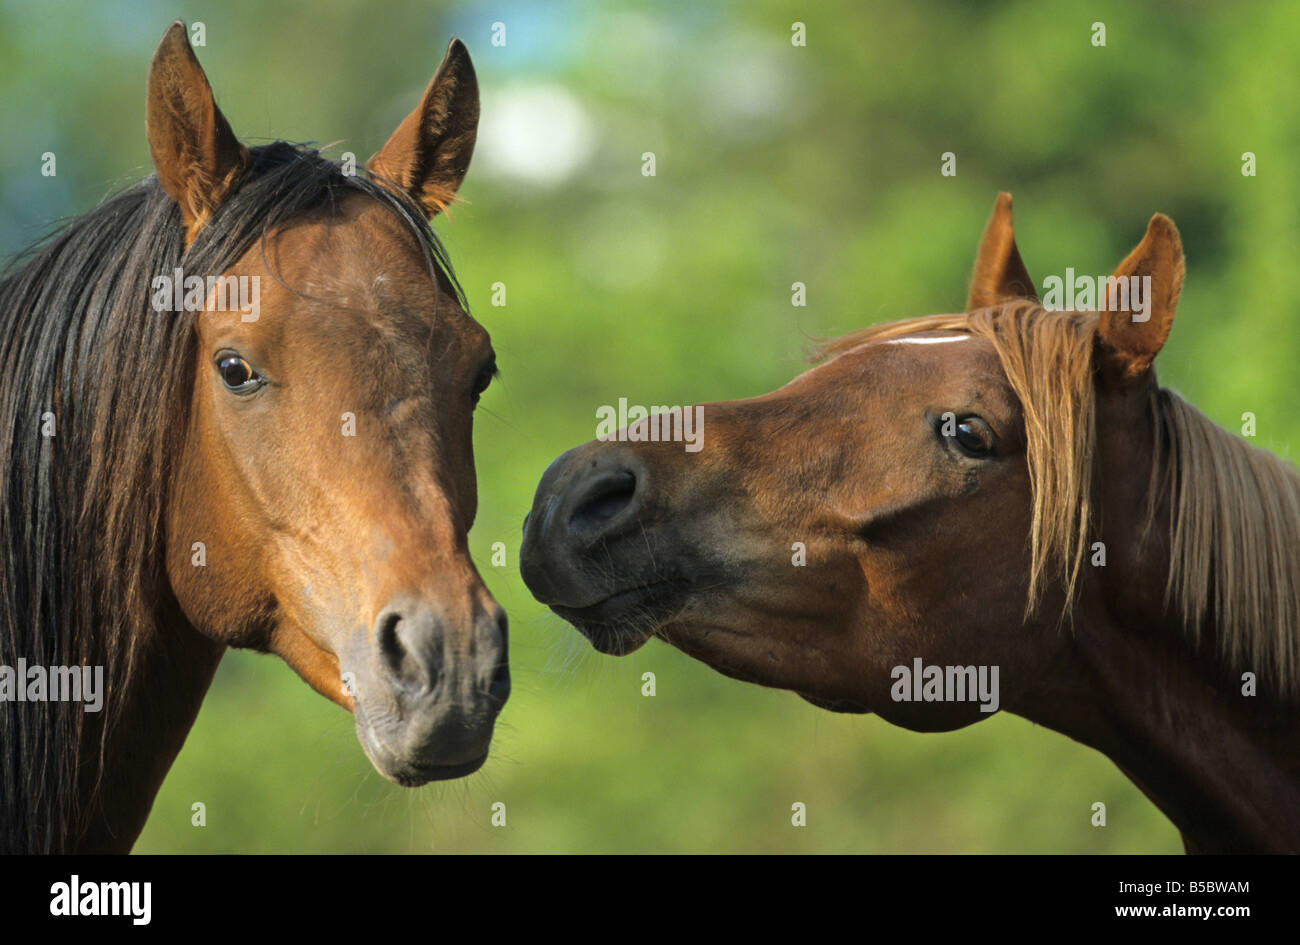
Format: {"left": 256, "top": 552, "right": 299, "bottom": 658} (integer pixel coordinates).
{"left": 882, "top": 334, "right": 972, "bottom": 345}
{"left": 802, "top": 331, "right": 977, "bottom": 378}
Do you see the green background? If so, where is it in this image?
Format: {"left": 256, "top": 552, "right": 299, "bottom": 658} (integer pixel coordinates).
{"left": 2, "top": 0, "right": 1295, "bottom": 852}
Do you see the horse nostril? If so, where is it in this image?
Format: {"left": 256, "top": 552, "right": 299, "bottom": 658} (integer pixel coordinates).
{"left": 374, "top": 606, "right": 442, "bottom": 695}
{"left": 569, "top": 471, "right": 638, "bottom": 532}
{"left": 485, "top": 609, "right": 511, "bottom": 703}
{"left": 488, "top": 660, "right": 511, "bottom": 703}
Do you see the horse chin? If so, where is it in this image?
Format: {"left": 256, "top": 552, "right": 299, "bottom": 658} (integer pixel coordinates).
{"left": 798, "top": 691, "right": 871, "bottom": 714}
{"left": 549, "top": 580, "right": 690, "bottom": 655}
{"left": 552, "top": 609, "right": 655, "bottom": 655}
{"left": 379, "top": 753, "right": 488, "bottom": 787}
{"left": 588, "top": 628, "right": 654, "bottom": 656}
{"left": 353, "top": 703, "right": 490, "bottom": 786}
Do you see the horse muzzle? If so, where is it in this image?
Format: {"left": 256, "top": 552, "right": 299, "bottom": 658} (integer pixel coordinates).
{"left": 520, "top": 442, "right": 705, "bottom": 654}
{"left": 342, "top": 598, "right": 510, "bottom": 785}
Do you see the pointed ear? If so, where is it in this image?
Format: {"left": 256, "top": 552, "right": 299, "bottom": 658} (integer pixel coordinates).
{"left": 367, "top": 39, "right": 479, "bottom": 219}
{"left": 1095, "top": 214, "right": 1184, "bottom": 383}
{"left": 968, "top": 192, "right": 1038, "bottom": 310}
{"left": 146, "top": 21, "right": 248, "bottom": 242}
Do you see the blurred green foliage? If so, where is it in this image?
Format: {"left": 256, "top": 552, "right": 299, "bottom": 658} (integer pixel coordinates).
{"left": 2, "top": 0, "right": 1295, "bottom": 853}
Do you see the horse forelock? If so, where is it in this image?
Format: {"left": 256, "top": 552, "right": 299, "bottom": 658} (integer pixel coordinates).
{"left": 812, "top": 300, "right": 1300, "bottom": 701}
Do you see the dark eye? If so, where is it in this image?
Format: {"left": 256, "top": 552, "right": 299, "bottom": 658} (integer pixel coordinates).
{"left": 215, "top": 352, "right": 262, "bottom": 394}
{"left": 950, "top": 416, "right": 995, "bottom": 457}
{"left": 471, "top": 359, "right": 497, "bottom": 404}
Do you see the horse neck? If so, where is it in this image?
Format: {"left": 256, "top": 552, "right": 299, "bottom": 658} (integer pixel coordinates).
{"left": 1019, "top": 555, "right": 1300, "bottom": 853}
{"left": 1013, "top": 376, "right": 1298, "bottom": 851}
{"left": 74, "top": 603, "right": 224, "bottom": 853}
{"left": 1048, "top": 596, "right": 1300, "bottom": 850}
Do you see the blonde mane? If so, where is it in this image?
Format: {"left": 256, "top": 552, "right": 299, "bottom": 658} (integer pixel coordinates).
{"left": 816, "top": 302, "right": 1300, "bottom": 699}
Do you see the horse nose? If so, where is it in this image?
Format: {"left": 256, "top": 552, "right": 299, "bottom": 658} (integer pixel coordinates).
{"left": 520, "top": 446, "right": 648, "bottom": 601}
{"left": 486, "top": 611, "right": 512, "bottom": 704}
{"left": 372, "top": 598, "right": 508, "bottom": 706}
{"left": 374, "top": 602, "right": 443, "bottom": 695}
{"left": 530, "top": 449, "right": 645, "bottom": 547}
{"left": 568, "top": 468, "right": 640, "bottom": 536}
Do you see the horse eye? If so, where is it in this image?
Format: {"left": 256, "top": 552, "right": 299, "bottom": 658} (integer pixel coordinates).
{"left": 952, "top": 417, "right": 995, "bottom": 457}
{"left": 216, "top": 353, "right": 261, "bottom": 393}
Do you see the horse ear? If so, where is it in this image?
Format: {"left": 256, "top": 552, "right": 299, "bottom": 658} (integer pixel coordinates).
{"left": 1095, "top": 214, "right": 1184, "bottom": 383}
{"left": 146, "top": 21, "right": 248, "bottom": 242}
{"left": 968, "top": 192, "right": 1038, "bottom": 310}
{"left": 367, "top": 39, "right": 479, "bottom": 219}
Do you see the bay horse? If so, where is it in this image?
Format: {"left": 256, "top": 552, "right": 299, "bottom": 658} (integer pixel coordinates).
{"left": 520, "top": 194, "right": 1300, "bottom": 853}
{"left": 0, "top": 24, "right": 509, "bottom": 853}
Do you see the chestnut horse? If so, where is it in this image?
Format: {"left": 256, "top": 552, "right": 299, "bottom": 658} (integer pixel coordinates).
{"left": 521, "top": 194, "right": 1300, "bottom": 853}
{"left": 0, "top": 24, "right": 508, "bottom": 853}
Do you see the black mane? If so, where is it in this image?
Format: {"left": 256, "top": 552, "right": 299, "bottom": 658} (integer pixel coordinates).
{"left": 0, "top": 142, "right": 463, "bottom": 852}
